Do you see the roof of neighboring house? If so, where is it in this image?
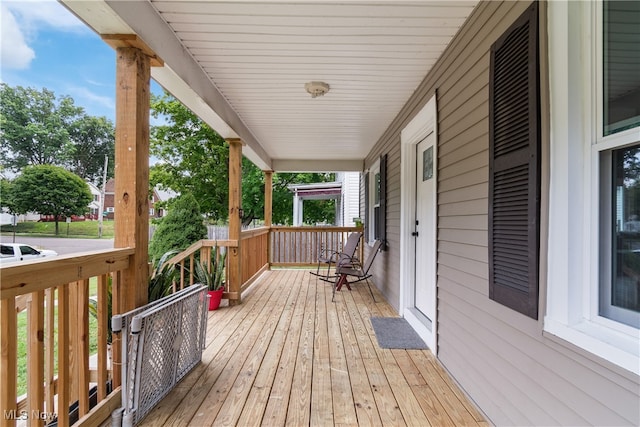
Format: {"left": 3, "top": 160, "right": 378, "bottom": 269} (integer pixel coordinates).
{"left": 86, "top": 181, "right": 101, "bottom": 195}
{"left": 155, "top": 187, "right": 178, "bottom": 201}
{"left": 288, "top": 182, "right": 342, "bottom": 199}
{"left": 104, "top": 178, "right": 115, "bottom": 193}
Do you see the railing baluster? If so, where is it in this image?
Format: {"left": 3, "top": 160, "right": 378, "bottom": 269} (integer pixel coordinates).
{"left": 97, "top": 275, "right": 108, "bottom": 402}
{"left": 180, "top": 260, "right": 185, "bottom": 290}
{"left": 77, "top": 279, "right": 90, "bottom": 417}
{"left": 189, "top": 254, "right": 195, "bottom": 286}
{"left": 69, "top": 281, "right": 79, "bottom": 404}
{"left": 111, "top": 271, "right": 122, "bottom": 389}
{"left": 0, "top": 297, "right": 17, "bottom": 427}
{"left": 27, "top": 290, "right": 44, "bottom": 427}
{"left": 57, "top": 284, "right": 70, "bottom": 426}
{"left": 45, "top": 288, "right": 54, "bottom": 414}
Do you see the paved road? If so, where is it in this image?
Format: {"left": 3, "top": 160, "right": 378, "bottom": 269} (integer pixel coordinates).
{"left": 0, "top": 235, "right": 115, "bottom": 255}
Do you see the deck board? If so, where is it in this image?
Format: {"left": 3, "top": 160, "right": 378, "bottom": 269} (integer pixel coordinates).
{"left": 139, "top": 269, "right": 486, "bottom": 427}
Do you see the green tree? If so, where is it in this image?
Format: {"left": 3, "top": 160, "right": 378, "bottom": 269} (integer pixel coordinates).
{"left": 148, "top": 193, "right": 208, "bottom": 262}
{"left": 0, "top": 84, "right": 115, "bottom": 182}
{"left": 11, "top": 165, "right": 92, "bottom": 235}
{"left": 151, "top": 92, "right": 337, "bottom": 225}
{"left": 0, "top": 178, "right": 17, "bottom": 214}
{"left": 67, "top": 115, "right": 115, "bottom": 183}
{"left": 0, "top": 84, "right": 82, "bottom": 170}
{"left": 150, "top": 93, "right": 229, "bottom": 220}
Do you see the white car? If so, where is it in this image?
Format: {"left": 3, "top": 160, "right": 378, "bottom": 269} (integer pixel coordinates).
{"left": 0, "top": 243, "right": 58, "bottom": 264}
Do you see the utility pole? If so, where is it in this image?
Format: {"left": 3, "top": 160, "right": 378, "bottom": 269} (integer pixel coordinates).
{"left": 98, "top": 154, "right": 108, "bottom": 238}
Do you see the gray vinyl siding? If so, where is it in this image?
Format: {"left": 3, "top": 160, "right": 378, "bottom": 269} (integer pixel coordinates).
{"left": 363, "top": 0, "right": 640, "bottom": 425}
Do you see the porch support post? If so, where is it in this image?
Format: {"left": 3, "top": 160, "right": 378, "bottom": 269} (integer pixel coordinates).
{"left": 264, "top": 170, "right": 273, "bottom": 227}
{"left": 114, "top": 47, "right": 151, "bottom": 312}
{"left": 264, "top": 170, "right": 273, "bottom": 269}
{"left": 227, "top": 138, "right": 243, "bottom": 306}
{"left": 293, "top": 192, "right": 303, "bottom": 226}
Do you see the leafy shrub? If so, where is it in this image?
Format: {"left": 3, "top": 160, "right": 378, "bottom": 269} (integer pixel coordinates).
{"left": 148, "top": 193, "right": 207, "bottom": 262}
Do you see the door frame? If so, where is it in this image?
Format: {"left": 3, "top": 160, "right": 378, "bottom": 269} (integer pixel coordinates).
{"left": 399, "top": 94, "right": 438, "bottom": 354}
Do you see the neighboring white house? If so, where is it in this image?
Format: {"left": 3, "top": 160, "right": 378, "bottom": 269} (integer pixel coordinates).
{"left": 288, "top": 172, "right": 360, "bottom": 226}
{"left": 87, "top": 182, "right": 101, "bottom": 220}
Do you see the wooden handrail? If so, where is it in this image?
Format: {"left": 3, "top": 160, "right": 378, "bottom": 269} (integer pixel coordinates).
{"left": 240, "top": 226, "right": 270, "bottom": 239}
{"left": 0, "top": 248, "right": 134, "bottom": 299}
{"left": 164, "top": 239, "right": 237, "bottom": 267}
{"left": 270, "top": 225, "right": 361, "bottom": 232}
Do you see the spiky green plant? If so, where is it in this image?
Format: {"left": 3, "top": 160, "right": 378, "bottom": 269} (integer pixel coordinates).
{"left": 148, "top": 250, "right": 179, "bottom": 302}
{"left": 194, "top": 246, "right": 227, "bottom": 291}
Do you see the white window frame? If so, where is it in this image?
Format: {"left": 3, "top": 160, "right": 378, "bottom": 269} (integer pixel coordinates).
{"left": 546, "top": 0, "right": 640, "bottom": 374}
{"left": 106, "top": 207, "right": 115, "bottom": 213}
{"left": 367, "top": 159, "right": 380, "bottom": 245}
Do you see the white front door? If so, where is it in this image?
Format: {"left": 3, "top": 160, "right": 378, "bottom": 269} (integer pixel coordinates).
{"left": 414, "top": 134, "right": 436, "bottom": 321}
{"left": 400, "top": 94, "right": 437, "bottom": 353}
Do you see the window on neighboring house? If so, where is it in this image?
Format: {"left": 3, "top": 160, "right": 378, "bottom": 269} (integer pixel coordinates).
{"left": 488, "top": 2, "right": 540, "bottom": 319}
{"left": 546, "top": 0, "right": 639, "bottom": 373}
{"left": 366, "top": 154, "right": 387, "bottom": 248}
{"left": 149, "top": 208, "right": 155, "bottom": 216}
{"left": 106, "top": 207, "right": 115, "bottom": 213}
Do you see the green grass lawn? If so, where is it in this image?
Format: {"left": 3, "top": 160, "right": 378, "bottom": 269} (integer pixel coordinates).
{"left": 0, "top": 220, "right": 114, "bottom": 238}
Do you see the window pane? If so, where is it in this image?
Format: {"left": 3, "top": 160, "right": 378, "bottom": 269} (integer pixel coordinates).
{"left": 603, "top": 1, "right": 640, "bottom": 135}
{"left": 374, "top": 172, "right": 380, "bottom": 205}
{"left": 610, "top": 145, "right": 640, "bottom": 319}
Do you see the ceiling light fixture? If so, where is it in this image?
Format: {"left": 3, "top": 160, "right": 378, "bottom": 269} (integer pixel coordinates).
{"left": 305, "top": 81, "right": 330, "bottom": 98}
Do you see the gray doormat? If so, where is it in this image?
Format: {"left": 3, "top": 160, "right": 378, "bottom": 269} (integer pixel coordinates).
{"left": 370, "top": 317, "right": 428, "bottom": 349}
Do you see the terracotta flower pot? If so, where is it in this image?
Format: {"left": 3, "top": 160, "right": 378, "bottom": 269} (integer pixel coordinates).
{"left": 207, "top": 288, "right": 224, "bottom": 310}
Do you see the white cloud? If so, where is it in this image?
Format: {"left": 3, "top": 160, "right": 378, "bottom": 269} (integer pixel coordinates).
{"left": 5, "top": 0, "right": 87, "bottom": 33}
{"left": 1, "top": 4, "right": 36, "bottom": 69}
{"left": 66, "top": 85, "right": 115, "bottom": 111}
{"left": 1, "top": 0, "right": 88, "bottom": 70}
{"left": 86, "top": 78, "right": 106, "bottom": 87}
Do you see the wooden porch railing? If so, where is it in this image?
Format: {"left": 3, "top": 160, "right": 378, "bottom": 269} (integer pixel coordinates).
{"left": 0, "top": 248, "right": 134, "bottom": 427}
{"left": 166, "top": 226, "right": 363, "bottom": 294}
{"left": 239, "top": 227, "right": 270, "bottom": 291}
{"left": 269, "top": 226, "right": 364, "bottom": 267}
{"left": 164, "top": 227, "right": 271, "bottom": 301}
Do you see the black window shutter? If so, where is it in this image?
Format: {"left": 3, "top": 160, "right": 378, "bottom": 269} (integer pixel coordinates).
{"left": 488, "top": 2, "right": 540, "bottom": 319}
{"left": 364, "top": 172, "right": 370, "bottom": 243}
{"left": 379, "top": 154, "right": 387, "bottom": 250}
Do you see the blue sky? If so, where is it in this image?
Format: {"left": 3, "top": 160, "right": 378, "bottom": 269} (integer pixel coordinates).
{"left": 1, "top": 0, "right": 162, "bottom": 123}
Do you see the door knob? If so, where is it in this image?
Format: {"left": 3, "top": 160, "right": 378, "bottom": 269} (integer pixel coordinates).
{"left": 411, "top": 231, "right": 419, "bottom": 237}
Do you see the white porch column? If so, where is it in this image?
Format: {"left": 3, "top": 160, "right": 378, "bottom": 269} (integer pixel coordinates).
{"left": 293, "top": 192, "right": 303, "bottom": 226}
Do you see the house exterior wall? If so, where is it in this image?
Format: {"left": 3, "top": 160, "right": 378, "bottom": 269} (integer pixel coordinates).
{"left": 339, "top": 172, "right": 360, "bottom": 227}
{"left": 362, "top": 1, "right": 639, "bottom": 425}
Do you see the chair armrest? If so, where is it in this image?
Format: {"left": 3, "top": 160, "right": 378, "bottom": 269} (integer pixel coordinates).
{"left": 336, "top": 253, "right": 361, "bottom": 269}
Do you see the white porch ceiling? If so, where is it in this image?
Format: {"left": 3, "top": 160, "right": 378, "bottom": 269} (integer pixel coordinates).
{"left": 61, "top": 1, "right": 478, "bottom": 172}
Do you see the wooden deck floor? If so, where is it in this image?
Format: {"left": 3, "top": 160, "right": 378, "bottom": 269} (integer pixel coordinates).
{"left": 140, "top": 269, "right": 487, "bottom": 426}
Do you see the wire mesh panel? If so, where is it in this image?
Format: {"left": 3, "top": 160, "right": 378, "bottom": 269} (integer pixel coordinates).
{"left": 113, "top": 285, "right": 208, "bottom": 426}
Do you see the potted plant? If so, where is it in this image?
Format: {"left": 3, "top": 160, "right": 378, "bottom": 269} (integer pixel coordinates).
{"left": 194, "top": 245, "right": 227, "bottom": 310}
